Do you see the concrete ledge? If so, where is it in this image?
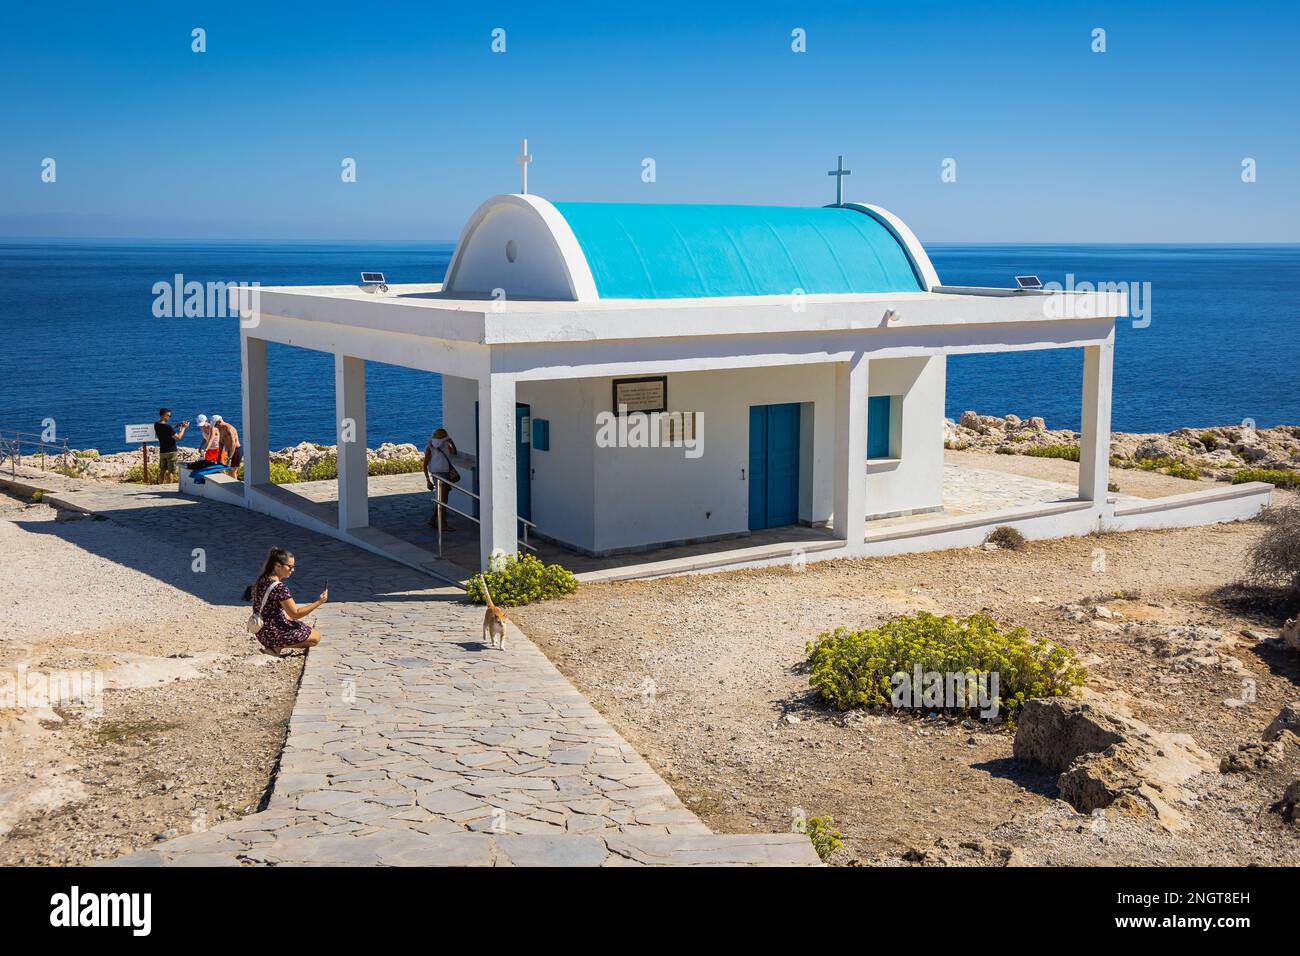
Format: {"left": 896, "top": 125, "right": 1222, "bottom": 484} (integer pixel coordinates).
{"left": 1109, "top": 481, "right": 1272, "bottom": 531}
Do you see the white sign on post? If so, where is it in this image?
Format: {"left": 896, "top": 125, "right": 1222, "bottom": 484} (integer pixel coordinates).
{"left": 125, "top": 423, "right": 156, "bottom": 444}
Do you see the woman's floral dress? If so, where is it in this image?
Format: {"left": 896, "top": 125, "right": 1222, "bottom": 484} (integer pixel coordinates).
{"left": 252, "top": 577, "right": 312, "bottom": 649}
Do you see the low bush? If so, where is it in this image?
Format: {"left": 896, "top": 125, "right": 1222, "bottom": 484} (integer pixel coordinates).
{"left": 1136, "top": 455, "right": 1200, "bottom": 480}
{"left": 806, "top": 817, "right": 843, "bottom": 861}
{"left": 121, "top": 463, "right": 148, "bottom": 483}
{"left": 1023, "top": 444, "right": 1080, "bottom": 461}
{"left": 1233, "top": 468, "right": 1300, "bottom": 489}
{"left": 368, "top": 456, "right": 424, "bottom": 477}
{"left": 986, "top": 525, "right": 1026, "bottom": 550}
{"left": 466, "top": 552, "right": 579, "bottom": 607}
{"left": 234, "top": 461, "right": 301, "bottom": 484}
{"left": 805, "top": 612, "right": 1086, "bottom": 720}
{"left": 1244, "top": 504, "right": 1300, "bottom": 599}
{"left": 302, "top": 457, "right": 338, "bottom": 482}
{"left": 1199, "top": 432, "right": 1220, "bottom": 452}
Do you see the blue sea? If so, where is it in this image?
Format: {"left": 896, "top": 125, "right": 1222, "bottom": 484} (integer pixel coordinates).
{"left": 1, "top": 240, "right": 1297, "bottom": 453}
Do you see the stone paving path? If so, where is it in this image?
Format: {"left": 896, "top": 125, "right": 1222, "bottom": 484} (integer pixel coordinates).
{"left": 1, "top": 468, "right": 818, "bottom": 866}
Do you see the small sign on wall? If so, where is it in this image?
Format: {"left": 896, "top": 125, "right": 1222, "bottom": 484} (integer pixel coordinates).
{"left": 612, "top": 375, "right": 667, "bottom": 414}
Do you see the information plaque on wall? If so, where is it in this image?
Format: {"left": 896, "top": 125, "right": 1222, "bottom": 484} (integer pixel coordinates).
{"left": 612, "top": 375, "right": 667, "bottom": 414}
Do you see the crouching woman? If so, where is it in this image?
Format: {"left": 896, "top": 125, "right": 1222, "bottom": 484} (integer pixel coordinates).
{"left": 243, "top": 547, "right": 328, "bottom": 655}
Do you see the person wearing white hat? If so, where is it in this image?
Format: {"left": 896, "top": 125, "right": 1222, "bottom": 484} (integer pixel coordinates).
{"left": 195, "top": 414, "right": 220, "bottom": 462}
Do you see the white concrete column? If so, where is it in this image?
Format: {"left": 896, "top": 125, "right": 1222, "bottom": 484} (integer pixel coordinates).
{"left": 832, "top": 353, "right": 868, "bottom": 542}
{"left": 334, "top": 354, "right": 369, "bottom": 530}
{"left": 240, "top": 335, "right": 270, "bottom": 490}
{"left": 1078, "top": 340, "right": 1114, "bottom": 502}
{"left": 477, "top": 372, "right": 518, "bottom": 570}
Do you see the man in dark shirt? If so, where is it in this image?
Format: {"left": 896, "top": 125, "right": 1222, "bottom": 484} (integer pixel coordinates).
{"left": 154, "top": 408, "right": 188, "bottom": 482}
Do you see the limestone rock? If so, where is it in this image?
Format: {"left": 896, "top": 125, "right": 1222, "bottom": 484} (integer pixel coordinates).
{"left": 1264, "top": 702, "right": 1300, "bottom": 741}
{"left": 1281, "top": 780, "right": 1300, "bottom": 824}
{"left": 1014, "top": 696, "right": 1215, "bottom": 830}
{"left": 1220, "top": 739, "right": 1287, "bottom": 774}
{"left": 1283, "top": 618, "right": 1299, "bottom": 653}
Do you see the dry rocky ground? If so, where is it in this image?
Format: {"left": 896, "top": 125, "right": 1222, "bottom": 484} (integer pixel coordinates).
{"left": 514, "top": 484, "right": 1300, "bottom": 867}
{"left": 0, "top": 492, "right": 301, "bottom": 865}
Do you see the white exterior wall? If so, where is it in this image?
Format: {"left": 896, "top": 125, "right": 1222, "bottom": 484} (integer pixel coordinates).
{"left": 865, "top": 356, "right": 946, "bottom": 518}
{"left": 516, "top": 378, "right": 597, "bottom": 551}
{"left": 460, "top": 362, "right": 945, "bottom": 555}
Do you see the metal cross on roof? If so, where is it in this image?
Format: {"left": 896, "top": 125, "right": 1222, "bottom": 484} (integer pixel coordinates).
{"left": 517, "top": 138, "right": 533, "bottom": 195}
{"left": 827, "top": 154, "right": 851, "bottom": 206}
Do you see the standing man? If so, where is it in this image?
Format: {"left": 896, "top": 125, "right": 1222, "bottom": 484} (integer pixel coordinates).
{"left": 154, "top": 408, "right": 189, "bottom": 483}
{"left": 213, "top": 414, "right": 242, "bottom": 476}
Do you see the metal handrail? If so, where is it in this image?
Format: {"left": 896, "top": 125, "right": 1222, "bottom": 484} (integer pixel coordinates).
{"left": 428, "top": 472, "right": 538, "bottom": 559}
{"left": 0, "top": 429, "right": 73, "bottom": 478}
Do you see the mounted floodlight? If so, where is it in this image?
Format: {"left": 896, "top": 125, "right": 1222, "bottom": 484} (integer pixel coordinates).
{"left": 360, "top": 271, "right": 388, "bottom": 293}
{"left": 1014, "top": 275, "right": 1043, "bottom": 291}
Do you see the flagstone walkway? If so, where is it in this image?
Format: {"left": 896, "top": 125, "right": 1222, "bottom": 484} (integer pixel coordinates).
{"left": 1, "top": 468, "right": 818, "bottom": 866}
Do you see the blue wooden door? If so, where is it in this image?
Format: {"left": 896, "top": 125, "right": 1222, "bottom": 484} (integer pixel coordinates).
{"left": 749, "top": 403, "right": 800, "bottom": 529}
{"left": 516, "top": 404, "right": 531, "bottom": 522}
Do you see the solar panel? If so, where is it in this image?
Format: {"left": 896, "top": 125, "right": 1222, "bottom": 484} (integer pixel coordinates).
{"left": 1014, "top": 275, "right": 1043, "bottom": 290}
{"left": 360, "top": 272, "right": 386, "bottom": 284}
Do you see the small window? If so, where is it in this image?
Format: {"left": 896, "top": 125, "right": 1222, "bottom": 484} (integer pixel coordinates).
{"left": 867, "top": 395, "right": 893, "bottom": 459}
{"left": 505, "top": 239, "right": 517, "bottom": 263}
{"left": 532, "top": 418, "right": 549, "bottom": 451}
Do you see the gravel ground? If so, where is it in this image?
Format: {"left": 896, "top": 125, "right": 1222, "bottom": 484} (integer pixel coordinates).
{"left": 0, "top": 492, "right": 302, "bottom": 865}
{"left": 514, "top": 487, "right": 1300, "bottom": 866}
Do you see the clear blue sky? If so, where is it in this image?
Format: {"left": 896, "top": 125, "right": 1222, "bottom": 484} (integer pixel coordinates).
{"left": 2, "top": 0, "right": 1297, "bottom": 242}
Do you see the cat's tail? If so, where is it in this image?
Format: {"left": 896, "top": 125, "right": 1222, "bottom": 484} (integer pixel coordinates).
{"left": 480, "top": 576, "right": 497, "bottom": 611}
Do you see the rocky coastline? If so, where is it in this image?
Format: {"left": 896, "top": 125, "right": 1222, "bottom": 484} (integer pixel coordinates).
{"left": 9, "top": 414, "right": 1300, "bottom": 486}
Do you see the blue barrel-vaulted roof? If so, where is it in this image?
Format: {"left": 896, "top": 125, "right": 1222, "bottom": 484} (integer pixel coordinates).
{"left": 441, "top": 195, "right": 939, "bottom": 302}
{"left": 552, "top": 202, "right": 925, "bottom": 299}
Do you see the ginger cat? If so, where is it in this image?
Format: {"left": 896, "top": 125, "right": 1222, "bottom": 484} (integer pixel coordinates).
{"left": 481, "top": 578, "right": 507, "bottom": 650}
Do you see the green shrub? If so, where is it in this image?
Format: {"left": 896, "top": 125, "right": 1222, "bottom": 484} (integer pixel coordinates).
{"left": 233, "top": 461, "right": 301, "bottom": 484}
{"left": 1136, "top": 456, "right": 1200, "bottom": 480}
{"left": 51, "top": 463, "right": 83, "bottom": 478}
{"left": 30, "top": 490, "right": 44, "bottom": 504}
{"left": 268, "top": 461, "right": 301, "bottom": 484}
{"left": 368, "top": 456, "right": 424, "bottom": 477}
{"left": 121, "top": 463, "right": 148, "bottom": 483}
{"left": 302, "top": 456, "right": 338, "bottom": 482}
{"left": 466, "top": 552, "right": 578, "bottom": 607}
{"left": 1233, "top": 468, "right": 1300, "bottom": 489}
{"left": 1023, "top": 444, "right": 1080, "bottom": 461}
{"left": 986, "top": 525, "right": 1026, "bottom": 550}
{"left": 805, "top": 612, "right": 1086, "bottom": 720}
{"left": 1199, "top": 432, "right": 1220, "bottom": 452}
{"left": 73, "top": 449, "right": 99, "bottom": 459}
{"left": 806, "top": 817, "right": 843, "bottom": 862}
{"left": 995, "top": 445, "right": 1015, "bottom": 455}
